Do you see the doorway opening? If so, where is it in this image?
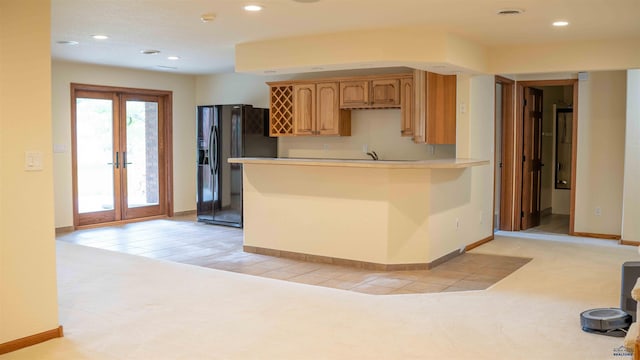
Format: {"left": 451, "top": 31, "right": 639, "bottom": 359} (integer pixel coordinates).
{"left": 495, "top": 78, "right": 578, "bottom": 235}
{"left": 71, "top": 83, "right": 174, "bottom": 228}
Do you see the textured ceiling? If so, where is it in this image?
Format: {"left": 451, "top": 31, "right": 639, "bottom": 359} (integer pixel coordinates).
{"left": 51, "top": 0, "right": 640, "bottom": 75}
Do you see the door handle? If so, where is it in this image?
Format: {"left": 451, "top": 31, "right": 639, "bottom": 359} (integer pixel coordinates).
{"left": 213, "top": 126, "right": 219, "bottom": 175}
{"left": 107, "top": 152, "right": 120, "bottom": 168}
{"left": 122, "top": 151, "right": 133, "bottom": 168}
{"left": 208, "top": 125, "right": 215, "bottom": 175}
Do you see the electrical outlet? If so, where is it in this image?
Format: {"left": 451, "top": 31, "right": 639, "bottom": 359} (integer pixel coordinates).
{"left": 323, "top": 144, "right": 329, "bottom": 151}
{"left": 456, "top": 218, "right": 460, "bottom": 230}
{"left": 362, "top": 144, "right": 368, "bottom": 153}
{"left": 595, "top": 207, "right": 602, "bottom": 216}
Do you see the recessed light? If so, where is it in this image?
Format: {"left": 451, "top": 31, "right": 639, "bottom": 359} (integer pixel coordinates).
{"left": 56, "top": 40, "right": 79, "bottom": 45}
{"left": 91, "top": 34, "right": 109, "bottom": 40}
{"left": 553, "top": 20, "right": 569, "bottom": 27}
{"left": 167, "top": 56, "right": 180, "bottom": 60}
{"left": 244, "top": 4, "right": 263, "bottom": 11}
{"left": 141, "top": 49, "right": 161, "bottom": 55}
{"left": 497, "top": 8, "right": 524, "bottom": 16}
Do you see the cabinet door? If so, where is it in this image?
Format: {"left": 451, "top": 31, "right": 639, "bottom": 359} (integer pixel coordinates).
{"left": 371, "top": 79, "right": 400, "bottom": 106}
{"left": 293, "top": 84, "right": 316, "bottom": 135}
{"left": 425, "top": 72, "right": 456, "bottom": 144}
{"left": 400, "top": 78, "right": 414, "bottom": 136}
{"left": 316, "top": 82, "right": 341, "bottom": 135}
{"left": 340, "top": 81, "right": 369, "bottom": 108}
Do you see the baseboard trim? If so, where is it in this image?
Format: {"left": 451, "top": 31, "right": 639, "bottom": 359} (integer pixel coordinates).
{"left": 621, "top": 240, "right": 640, "bottom": 247}
{"left": 465, "top": 235, "right": 495, "bottom": 252}
{"left": 243, "top": 245, "right": 461, "bottom": 271}
{"left": 427, "top": 249, "right": 463, "bottom": 269}
{"left": 571, "top": 232, "right": 621, "bottom": 240}
{"left": 75, "top": 215, "right": 168, "bottom": 230}
{"left": 0, "top": 326, "right": 63, "bottom": 355}
{"left": 54, "top": 226, "right": 74, "bottom": 235}
{"left": 173, "top": 210, "right": 196, "bottom": 217}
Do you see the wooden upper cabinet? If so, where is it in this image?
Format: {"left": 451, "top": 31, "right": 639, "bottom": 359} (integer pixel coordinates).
{"left": 269, "top": 85, "right": 294, "bottom": 136}
{"left": 291, "top": 82, "right": 350, "bottom": 136}
{"left": 400, "top": 78, "right": 414, "bottom": 137}
{"left": 293, "top": 84, "right": 316, "bottom": 135}
{"left": 340, "top": 81, "right": 369, "bottom": 108}
{"left": 340, "top": 78, "right": 401, "bottom": 108}
{"left": 425, "top": 72, "right": 456, "bottom": 144}
{"left": 412, "top": 70, "right": 456, "bottom": 144}
{"left": 316, "top": 83, "right": 342, "bottom": 135}
{"left": 371, "top": 79, "right": 400, "bottom": 106}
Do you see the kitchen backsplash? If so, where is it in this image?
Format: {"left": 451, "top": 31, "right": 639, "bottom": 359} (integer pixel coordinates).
{"left": 277, "top": 109, "right": 455, "bottom": 160}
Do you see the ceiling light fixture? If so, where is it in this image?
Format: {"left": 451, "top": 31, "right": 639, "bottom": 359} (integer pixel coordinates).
{"left": 91, "top": 34, "right": 109, "bottom": 40}
{"left": 497, "top": 8, "right": 524, "bottom": 16}
{"left": 553, "top": 20, "right": 569, "bottom": 27}
{"left": 56, "top": 40, "right": 79, "bottom": 45}
{"left": 141, "top": 49, "right": 161, "bottom": 55}
{"left": 244, "top": 4, "right": 263, "bottom": 11}
{"left": 167, "top": 56, "right": 180, "bottom": 60}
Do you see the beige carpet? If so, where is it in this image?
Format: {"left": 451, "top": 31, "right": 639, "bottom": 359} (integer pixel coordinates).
{"left": 1, "top": 235, "right": 637, "bottom": 359}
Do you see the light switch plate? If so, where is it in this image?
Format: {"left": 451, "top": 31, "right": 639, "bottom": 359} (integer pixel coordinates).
{"left": 25, "top": 151, "right": 43, "bottom": 171}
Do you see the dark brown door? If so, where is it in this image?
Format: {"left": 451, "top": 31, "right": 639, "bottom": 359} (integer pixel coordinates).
{"left": 521, "top": 87, "right": 543, "bottom": 230}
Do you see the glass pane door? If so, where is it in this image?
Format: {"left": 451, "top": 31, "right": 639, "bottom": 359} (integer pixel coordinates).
{"left": 74, "top": 94, "right": 118, "bottom": 225}
{"left": 125, "top": 100, "right": 159, "bottom": 207}
{"left": 76, "top": 98, "right": 115, "bottom": 212}
{"left": 121, "top": 96, "right": 164, "bottom": 219}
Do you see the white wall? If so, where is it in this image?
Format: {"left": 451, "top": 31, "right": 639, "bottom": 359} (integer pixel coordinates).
{"left": 196, "top": 72, "right": 275, "bottom": 108}
{"left": 467, "top": 75, "right": 496, "bottom": 240}
{"left": 622, "top": 70, "right": 640, "bottom": 242}
{"left": 52, "top": 61, "right": 197, "bottom": 227}
{"left": 574, "top": 71, "right": 627, "bottom": 235}
{"left": 0, "top": 0, "right": 59, "bottom": 344}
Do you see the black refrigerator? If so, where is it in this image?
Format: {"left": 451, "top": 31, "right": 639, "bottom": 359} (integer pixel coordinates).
{"left": 196, "top": 104, "right": 277, "bottom": 227}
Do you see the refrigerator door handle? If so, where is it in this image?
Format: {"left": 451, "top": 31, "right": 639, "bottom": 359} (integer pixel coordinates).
{"left": 213, "top": 125, "right": 219, "bottom": 175}
{"left": 208, "top": 126, "right": 215, "bottom": 175}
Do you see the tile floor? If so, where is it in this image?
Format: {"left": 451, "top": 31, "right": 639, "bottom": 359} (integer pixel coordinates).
{"left": 56, "top": 216, "right": 531, "bottom": 295}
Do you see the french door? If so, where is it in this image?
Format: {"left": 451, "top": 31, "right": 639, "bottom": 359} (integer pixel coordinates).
{"left": 72, "top": 84, "right": 171, "bottom": 227}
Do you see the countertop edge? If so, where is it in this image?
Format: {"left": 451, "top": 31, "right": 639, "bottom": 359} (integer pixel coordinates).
{"left": 228, "top": 157, "right": 490, "bottom": 169}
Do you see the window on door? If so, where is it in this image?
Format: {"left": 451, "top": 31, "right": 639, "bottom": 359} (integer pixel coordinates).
{"left": 71, "top": 84, "right": 173, "bottom": 227}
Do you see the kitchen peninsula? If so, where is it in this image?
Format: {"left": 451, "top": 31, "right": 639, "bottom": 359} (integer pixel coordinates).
{"left": 229, "top": 157, "right": 489, "bottom": 269}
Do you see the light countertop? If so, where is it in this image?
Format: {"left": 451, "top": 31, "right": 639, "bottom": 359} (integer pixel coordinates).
{"left": 228, "top": 157, "right": 489, "bottom": 169}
